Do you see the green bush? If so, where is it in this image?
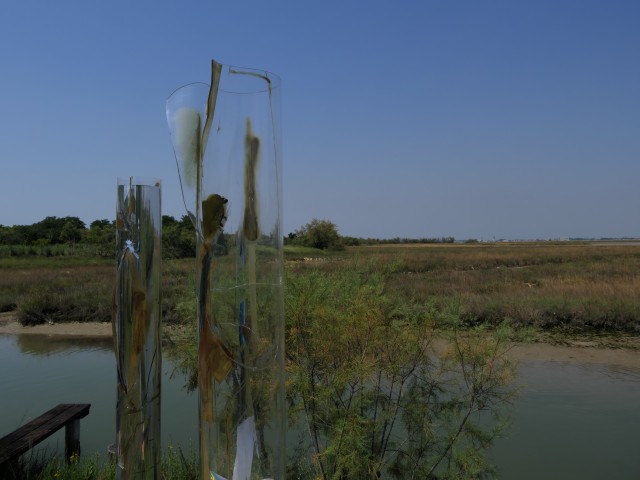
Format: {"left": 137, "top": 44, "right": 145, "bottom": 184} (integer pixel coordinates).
{"left": 164, "top": 261, "right": 515, "bottom": 478}
{"left": 285, "top": 262, "right": 515, "bottom": 479}
{"left": 289, "top": 219, "right": 345, "bottom": 251}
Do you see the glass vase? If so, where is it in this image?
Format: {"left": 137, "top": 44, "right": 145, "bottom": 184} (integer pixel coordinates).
{"left": 114, "top": 177, "right": 162, "bottom": 479}
{"left": 167, "top": 62, "right": 285, "bottom": 480}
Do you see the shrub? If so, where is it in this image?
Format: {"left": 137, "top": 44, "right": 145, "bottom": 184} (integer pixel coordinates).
{"left": 289, "top": 219, "right": 345, "bottom": 251}
{"left": 285, "top": 262, "right": 515, "bottom": 478}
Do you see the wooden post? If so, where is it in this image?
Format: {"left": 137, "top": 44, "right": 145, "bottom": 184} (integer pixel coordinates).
{"left": 0, "top": 404, "right": 90, "bottom": 467}
{"left": 64, "top": 418, "right": 81, "bottom": 463}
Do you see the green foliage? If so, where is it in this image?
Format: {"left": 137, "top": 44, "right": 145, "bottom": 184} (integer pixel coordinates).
{"left": 160, "top": 446, "right": 198, "bottom": 480}
{"left": 0, "top": 295, "right": 17, "bottom": 312}
{"left": 162, "top": 260, "right": 198, "bottom": 389}
{"left": 162, "top": 259, "right": 196, "bottom": 325}
{"left": 379, "top": 243, "right": 640, "bottom": 333}
{"left": 163, "top": 260, "right": 198, "bottom": 391}
{"left": 164, "top": 322, "right": 199, "bottom": 391}
{"left": 17, "top": 280, "right": 112, "bottom": 326}
{"left": 0, "top": 244, "right": 96, "bottom": 258}
{"left": 0, "top": 259, "right": 110, "bottom": 324}
{"left": 59, "top": 221, "right": 83, "bottom": 244}
{"left": 342, "top": 236, "right": 361, "bottom": 246}
{"left": 0, "top": 215, "right": 198, "bottom": 260}
{"left": 37, "top": 454, "right": 115, "bottom": 480}
{"left": 289, "top": 219, "right": 345, "bottom": 251}
{"left": 0, "top": 217, "right": 111, "bottom": 257}
{"left": 285, "top": 262, "right": 515, "bottom": 479}
{"left": 5, "top": 446, "right": 198, "bottom": 480}
{"left": 0, "top": 224, "right": 25, "bottom": 244}
{"left": 163, "top": 215, "right": 196, "bottom": 259}
{"left": 19, "top": 216, "right": 87, "bottom": 245}
{"left": 162, "top": 261, "right": 515, "bottom": 478}
{"left": 84, "top": 219, "right": 115, "bottom": 257}
{"left": 0, "top": 257, "right": 194, "bottom": 326}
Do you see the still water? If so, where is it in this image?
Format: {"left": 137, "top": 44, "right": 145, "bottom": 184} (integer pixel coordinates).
{"left": 0, "top": 334, "right": 198, "bottom": 458}
{"left": 1, "top": 334, "right": 640, "bottom": 478}
{"left": 489, "top": 361, "right": 640, "bottom": 479}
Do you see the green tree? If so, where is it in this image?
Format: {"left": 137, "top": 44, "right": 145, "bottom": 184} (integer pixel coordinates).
{"left": 26, "top": 216, "right": 86, "bottom": 245}
{"left": 163, "top": 215, "right": 196, "bottom": 258}
{"left": 89, "top": 219, "right": 112, "bottom": 230}
{"left": 59, "top": 220, "right": 83, "bottom": 244}
{"left": 84, "top": 219, "right": 114, "bottom": 257}
{"left": 162, "top": 215, "right": 178, "bottom": 228}
{"left": 0, "top": 225, "right": 24, "bottom": 245}
{"left": 291, "top": 219, "right": 344, "bottom": 250}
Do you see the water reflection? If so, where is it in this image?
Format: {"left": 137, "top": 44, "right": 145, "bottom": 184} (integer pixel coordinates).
{"left": 2, "top": 334, "right": 640, "bottom": 479}
{"left": 0, "top": 334, "right": 198, "bottom": 460}
{"left": 490, "top": 360, "right": 640, "bottom": 479}
{"left": 16, "top": 334, "right": 113, "bottom": 355}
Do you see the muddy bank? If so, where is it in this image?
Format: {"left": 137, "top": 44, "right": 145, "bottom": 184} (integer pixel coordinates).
{"left": 2, "top": 311, "right": 639, "bottom": 368}
{"left": 508, "top": 342, "right": 640, "bottom": 369}
{"left": 0, "top": 312, "right": 112, "bottom": 337}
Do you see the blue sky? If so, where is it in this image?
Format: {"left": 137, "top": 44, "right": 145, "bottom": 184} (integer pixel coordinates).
{"left": 1, "top": 1, "right": 638, "bottom": 240}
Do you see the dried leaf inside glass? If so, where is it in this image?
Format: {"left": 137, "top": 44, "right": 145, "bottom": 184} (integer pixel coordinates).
{"left": 167, "top": 62, "right": 285, "bottom": 480}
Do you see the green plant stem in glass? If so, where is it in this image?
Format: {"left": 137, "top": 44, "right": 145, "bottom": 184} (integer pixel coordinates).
{"left": 114, "top": 177, "right": 162, "bottom": 479}
{"left": 167, "top": 61, "right": 285, "bottom": 480}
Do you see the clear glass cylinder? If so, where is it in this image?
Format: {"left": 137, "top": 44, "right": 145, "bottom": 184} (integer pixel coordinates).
{"left": 114, "top": 177, "right": 162, "bottom": 479}
{"left": 167, "top": 64, "right": 285, "bottom": 480}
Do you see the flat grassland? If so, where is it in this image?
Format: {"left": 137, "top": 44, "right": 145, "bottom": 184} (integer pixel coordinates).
{"left": 292, "top": 241, "right": 640, "bottom": 340}
{"left": 2, "top": 241, "right": 640, "bottom": 343}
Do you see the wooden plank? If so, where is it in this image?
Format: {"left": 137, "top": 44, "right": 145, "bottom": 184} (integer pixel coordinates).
{"left": 0, "top": 404, "right": 90, "bottom": 465}
{"left": 64, "top": 419, "right": 81, "bottom": 462}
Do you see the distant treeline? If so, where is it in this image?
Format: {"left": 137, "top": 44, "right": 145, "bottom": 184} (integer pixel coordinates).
{"left": 284, "top": 219, "right": 456, "bottom": 250}
{"left": 0, "top": 215, "right": 196, "bottom": 259}
{"left": 342, "top": 236, "right": 456, "bottom": 246}
{"left": 0, "top": 216, "right": 457, "bottom": 258}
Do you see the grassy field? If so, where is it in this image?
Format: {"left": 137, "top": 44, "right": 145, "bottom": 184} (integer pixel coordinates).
{"left": 291, "top": 241, "right": 640, "bottom": 334}
{"left": 0, "top": 256, "right": 194, "bottom": 326}
{"left": 1, "top": 241, "right": 639, "bottom": 335}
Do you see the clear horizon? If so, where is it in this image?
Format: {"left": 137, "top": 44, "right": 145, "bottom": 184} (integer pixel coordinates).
{"left": 1, "top": 1, "right": 638, "bottom": 240}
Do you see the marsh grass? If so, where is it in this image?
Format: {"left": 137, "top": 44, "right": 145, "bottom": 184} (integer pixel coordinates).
{"left": 5, "top": 446, "right": 198, "bottom": 480}
{"left": 0, "top": 244, "right": 96, "bottom": 258}
{"left": 7, "top": 264, "right": 114, "bottom": 325}
{"left": 0, "top": 258, "right": 197, "bottom": 327}
{"left": 0, "top": 447, "right": 52, "bottom": 480}
{"left": 161, "top": 259, "right": 195, "bottom": 325}
{"left": 283, "top": 244, "right": 333, "bottom": 260}
{"left": 16, "top": 272, "right": 113, "bottom": 326}
{"left": 3, "top": 242, "right": 639, "bottom": 333}
{"left": 353, "top": 242, "right": 640, "bottom": 333}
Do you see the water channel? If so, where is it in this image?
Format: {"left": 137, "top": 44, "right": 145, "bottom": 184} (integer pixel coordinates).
{"left": 1, "top": 334, "right": 639, "bottom": 478}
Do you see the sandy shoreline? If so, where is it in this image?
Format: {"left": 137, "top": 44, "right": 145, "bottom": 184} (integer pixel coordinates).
{"left": 507, "top": 342, "right": 640, "bottom": 368}
{"left": 0, "top": 312, "right": 112, "bottom": 337}
{"left": 1, "top": 312, "right": 639, "bottom": 368}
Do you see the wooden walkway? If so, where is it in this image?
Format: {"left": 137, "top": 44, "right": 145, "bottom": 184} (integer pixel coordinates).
{"left": 0, "top": 403, "right": 91, "bottom": 466}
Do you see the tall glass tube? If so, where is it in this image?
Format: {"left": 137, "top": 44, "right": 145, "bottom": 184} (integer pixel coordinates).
{"left": 114, "top": 177, "right": 162, "bottom": 479}
{"left": 167, "top": 62, "right": 284, "bottom": 480}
